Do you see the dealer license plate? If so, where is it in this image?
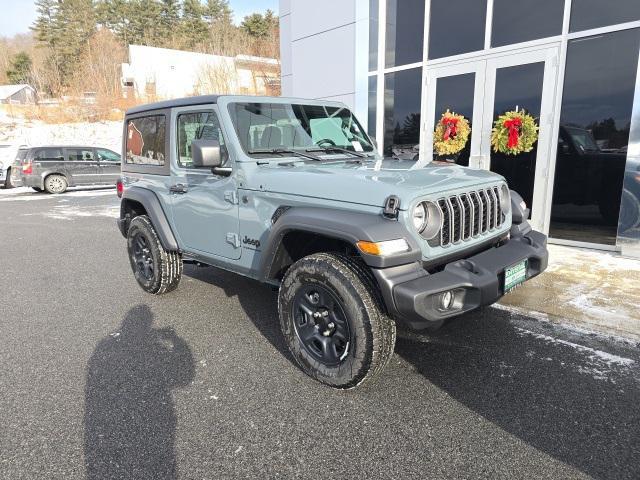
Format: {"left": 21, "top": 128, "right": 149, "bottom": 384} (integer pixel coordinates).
{"left": 504, "top": 259, "right": 528, "bottom": 292}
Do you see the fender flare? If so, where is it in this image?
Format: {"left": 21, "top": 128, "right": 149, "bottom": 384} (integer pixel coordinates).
{"left": 120, "top": 186, "right": 179, "bottom": 251}
{"left": 260, "top": 206, "right": 422, "bottom": 279}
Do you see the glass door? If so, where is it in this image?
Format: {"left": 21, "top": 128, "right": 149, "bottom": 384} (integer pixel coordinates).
{"left": 480, "top": 47, "right": 560, "bottom": 232}
{"left": 422, "top": 61, "right": 485, "bottom": 168}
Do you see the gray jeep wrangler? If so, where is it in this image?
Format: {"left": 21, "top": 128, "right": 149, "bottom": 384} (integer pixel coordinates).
{"left": 117, "top": 95, "right": 548, "bottom": 388}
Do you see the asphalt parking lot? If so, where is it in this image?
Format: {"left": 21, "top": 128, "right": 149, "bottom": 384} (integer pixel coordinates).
{"left": 1, "top": 188, "right": 639, "bottom": 480}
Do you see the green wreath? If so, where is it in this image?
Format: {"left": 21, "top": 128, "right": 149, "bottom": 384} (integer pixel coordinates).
{"left": 433, "top": 110, "right": 470, "bottom": 156}
{"left": 491, "top": 110, "right": 538, "bottom": 155}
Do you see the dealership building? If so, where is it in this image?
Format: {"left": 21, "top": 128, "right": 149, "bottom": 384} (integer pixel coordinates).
{"left": 279, "top": 0, "right": 640, "bottom": 258}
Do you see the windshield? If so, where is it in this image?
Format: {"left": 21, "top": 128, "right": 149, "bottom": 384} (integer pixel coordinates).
{"left": 566, "top": 126, "right": 599, "bottom": 152}
{"left": 228, "top": 102, "right": 375, "bottom": 157}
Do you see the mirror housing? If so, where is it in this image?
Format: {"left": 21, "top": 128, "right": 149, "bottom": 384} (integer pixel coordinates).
{"left": 192, "top": 140, "right": 222, "bottom": 168}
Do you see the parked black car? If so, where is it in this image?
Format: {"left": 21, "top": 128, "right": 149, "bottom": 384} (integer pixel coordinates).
{"left": 16, "top": 145, "right": 121, "bottom": 193}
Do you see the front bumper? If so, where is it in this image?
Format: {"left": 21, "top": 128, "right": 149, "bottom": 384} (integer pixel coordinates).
{"left": 373, "top": 229, "right": 548, "bottom": 329}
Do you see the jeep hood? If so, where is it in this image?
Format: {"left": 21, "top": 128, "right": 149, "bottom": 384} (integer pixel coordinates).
{"left": 246, "top": 159, "right": 503, "bottom": 209}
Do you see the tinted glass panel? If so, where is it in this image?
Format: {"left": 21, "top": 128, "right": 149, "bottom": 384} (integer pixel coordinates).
{"left": 96, "top": 149, "right": 121, "bottom": 162}
{"left": 429, "top": 0, "right": 486, "bottom": 59}
{"left": 368, "top": 75, "right": 377, "bottom": 137}
{"left": 126, "top": 115, "right": 166, "bottom": 166}
{"left": 384, "top": 67, "right": 422, "bottom": 159}
{"left": 550, "top": 29, "right": 640, "bottom": 245}
{"left": 385, "top": 0, "right": 425, "bottom": 67}
{"left": 369, "top": 0, "right": 379, "bottom": 71}
{"left": 433, "top": 73, "right": 475, "bottom": 166}
{"left": 177, "top": 111, "right": 227, "bottom": 168}
{"left": 33, "top": 148, "right": 63, "bottom": 160}
{"left": 66, "top": 148, "right": 94, "bottom": 161}
{"left": 570, "top": 0, "right": 640, "bottom": 32}
{"left": 492, "top": 0, "right": 564, "bottom": 47}
{"left": 490, "top": 62, "right": 545, "bottom": 215}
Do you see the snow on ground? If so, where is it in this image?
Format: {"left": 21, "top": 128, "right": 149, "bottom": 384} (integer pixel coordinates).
{"left": 0, "top": 116, "right": 121, "bottom": 152}
{"left": 0, "top": 186, "right": 115, "bottom": 201}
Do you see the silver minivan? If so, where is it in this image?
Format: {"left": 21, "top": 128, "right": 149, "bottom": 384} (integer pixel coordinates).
{"left": 18, "top": 145, "right": 121, "bottom": 193}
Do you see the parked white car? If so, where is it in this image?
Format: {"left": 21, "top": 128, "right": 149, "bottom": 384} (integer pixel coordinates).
{"left": 0, "top": 144, "right": 26, "bottom": 188}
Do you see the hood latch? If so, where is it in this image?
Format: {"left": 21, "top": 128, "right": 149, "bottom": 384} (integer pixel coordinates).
{"left": 383, "top": 195, "right": 400, "bottom": 219}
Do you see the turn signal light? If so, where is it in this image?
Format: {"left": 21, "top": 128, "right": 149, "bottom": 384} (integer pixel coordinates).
{"left": 356, "top": 239, "right": 409, "bottom": 256}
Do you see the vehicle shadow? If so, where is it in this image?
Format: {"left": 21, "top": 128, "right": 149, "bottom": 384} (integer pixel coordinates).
{"left": 395, "top": 310, "right": 640, "bottom": 480}
{"left": 84, "top": 304, "right": 195, "bottom": 480}
{"left": 184, "top": 264, "right": 293, "bottom": 363}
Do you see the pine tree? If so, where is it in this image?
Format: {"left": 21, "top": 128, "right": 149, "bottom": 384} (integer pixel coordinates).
{"left": 203, "top": 0, "right": 232, "bottom": 25}
{"left": 180, "top": 0, "right": 209, "bottom": 48}
{"left": 96, "top": 0, "right": 136, "bottom": 45}
{"left": 55, "top": 0, "right": 97, "bottom": 84}
{"left": 241, "top": 9, "right": 278, "bottom": 38}
{"left": 6, "top": 52, "right": 33, "bottom": 85}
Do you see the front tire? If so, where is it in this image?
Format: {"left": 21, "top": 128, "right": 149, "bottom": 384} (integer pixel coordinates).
{"left": 278, "top": 253, "right": 396, "bottom": 389}
{"left": 44, "top": 174, "right": 68, "bottom": 194}
{"left": 126, "top": 215, "right": 182, "bottom": 294}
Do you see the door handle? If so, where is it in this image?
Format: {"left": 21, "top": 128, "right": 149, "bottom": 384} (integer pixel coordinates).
{"left": 169, "top": 184, "right": 188, "bottom": 194}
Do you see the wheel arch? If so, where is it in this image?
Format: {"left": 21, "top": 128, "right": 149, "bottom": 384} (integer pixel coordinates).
{"left": 260, "top": 206, "right": 422, "bottom": 281}
{"left": 119, "top": 186, "right": 179, "bottom": 251}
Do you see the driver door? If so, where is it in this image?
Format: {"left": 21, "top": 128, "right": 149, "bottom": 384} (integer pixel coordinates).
{"left": 168, "top": 106, "right": 241, "bottom": 260}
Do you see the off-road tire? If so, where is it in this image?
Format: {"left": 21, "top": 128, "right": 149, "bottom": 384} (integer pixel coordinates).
{"left": 44, "top": 174, "right": 68, "bottom": 194}
{"left": 126, "top": 215, "right": 182, "bottom": 294}
{"left": 278, "top": 252, "right": 396, "bottom": 389}
{"left": 4, "top": 168, "right": 13, "bottom": 189}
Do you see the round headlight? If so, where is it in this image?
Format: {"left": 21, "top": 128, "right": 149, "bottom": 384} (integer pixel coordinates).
{"left": 499, "top": 184, "right": 511, "bottom": 212}
{"left": 412, "top": 202, "right": 427, "bottom": 232}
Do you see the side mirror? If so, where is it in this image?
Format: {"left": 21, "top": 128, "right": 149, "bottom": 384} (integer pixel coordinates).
{"left": 192, "top": 139, "right": 222, "bottom": 168}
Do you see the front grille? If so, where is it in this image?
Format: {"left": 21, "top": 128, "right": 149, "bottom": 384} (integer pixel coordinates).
{"left": 437, "top": 186, "right": 504, "bottom": 247}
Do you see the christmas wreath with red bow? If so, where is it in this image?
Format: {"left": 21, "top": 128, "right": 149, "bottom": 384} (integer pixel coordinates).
{"left": 490, "top": 109, "right": 538, "bottom": 155}
{"left": 433, "top": 110, "right": 471, "bottom": 156}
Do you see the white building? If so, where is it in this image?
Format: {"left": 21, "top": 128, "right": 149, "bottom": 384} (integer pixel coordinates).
{"left": 0, "top": 84, "right": 36, "bottom": 104}
{"left": 280, "top": 0, "right": 640, "bottom": 258}
{"left": 121, "top": 45, "right": 280, "bottom": 100}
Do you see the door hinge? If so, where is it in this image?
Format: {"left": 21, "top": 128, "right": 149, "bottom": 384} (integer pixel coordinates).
{"left": 224, "top": 190, "right": 239, "bottom": 204}
{"left": 226, "top": 232, "right": 241, "bottom": 248}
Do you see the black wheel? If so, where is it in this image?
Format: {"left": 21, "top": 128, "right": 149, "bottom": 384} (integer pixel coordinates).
{"left": 278, "top": 253, "right": 396, "bottom": 389}
{"left": 32, "top": 187, "right": 43, "bottom": 192}
{"left": 4, "top": 168, "right": 13, "bottom": 189}
{"left": 44, "top": 174, "right": 68, "bottom": 194}
{"left": 126, "top": 215, "right": 182, "bottom": 294}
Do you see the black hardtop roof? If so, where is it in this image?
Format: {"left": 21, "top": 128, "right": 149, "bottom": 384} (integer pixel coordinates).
{"left": 25, "top": 145, "right": 117, "bottom": 150}
{"left": 125, "top": 95, "right": 220, "bottom": 115}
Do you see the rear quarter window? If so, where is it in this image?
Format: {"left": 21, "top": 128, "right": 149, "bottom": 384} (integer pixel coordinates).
{"left": 126, "top": 115, "right": 166, "bottom": 166}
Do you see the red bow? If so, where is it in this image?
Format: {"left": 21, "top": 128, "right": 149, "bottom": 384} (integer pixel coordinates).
{"left": 503, "top": 117, "right": 522, "bottom": 149}
{"left": 442, "top": 117, "right": 459, "bottom": 141}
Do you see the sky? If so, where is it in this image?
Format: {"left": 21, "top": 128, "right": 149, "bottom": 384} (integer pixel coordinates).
{"left": 0, "top": 0, "right": 278, "bottom": 38}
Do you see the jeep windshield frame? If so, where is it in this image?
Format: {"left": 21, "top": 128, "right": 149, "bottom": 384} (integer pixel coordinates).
{"left": 228, "top": 102, "right": 375, "bottom": 159}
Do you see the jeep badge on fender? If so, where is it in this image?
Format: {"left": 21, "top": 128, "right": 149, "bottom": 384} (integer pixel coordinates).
{"left": 117, "top": 95, "right": 548, "bottom": 389}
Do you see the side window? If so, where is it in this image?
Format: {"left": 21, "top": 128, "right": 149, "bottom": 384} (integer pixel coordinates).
{"left": 96, "top": 149, "right": 121, "bottom": 162}
{"left": 33, "top": 148, "right": 63, "bottom": 160}
{"left": 177, "top": 111, "right": 227, "bottom": 168}
{"left": 66, "top": 148, "right": 94, "bottom": 162}
{"left": 126, "top": 115, "right": 166, "bottom": 165}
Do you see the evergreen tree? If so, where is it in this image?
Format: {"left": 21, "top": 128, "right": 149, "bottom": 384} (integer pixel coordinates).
{"left": 55, "top": 0, "right": 96, "bottom": 83}
{"left": 240, "top": 9, "right": 278, "bottom": 38}
{"left": 159, "top": 0, "right": 181, "bottom": 44}
{"left": 180, "top": 0, "right": 209, "bottom": 48}
{"left": 203, "top": 0, "right": 232, "bottom": 25}
{"left": 6, "top": 52, "right": 33, "bottom": 85}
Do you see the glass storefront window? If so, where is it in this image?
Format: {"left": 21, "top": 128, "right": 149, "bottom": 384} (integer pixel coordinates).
{"left": 550, "top": 29, "right": 640, "bottom": 245}
{"left": 492, "top": 0, "right": 564, "bottom": 47}
{"left": 570, "top": 0, "right": 640, "bottom": 32}
{"left": 368, "top": 75, "right": 377, "bottom": 137}
{"left": 429, "top": 0, "right": 487, "bottom": 59}
{"left": 433, "top": 72, "right": 475, "bottom": 166}
{"left": 385, "top": 0, "right": 425, "bottom": 68}
{"left": 384, "top": 67, "right": 422, "bottom": 159}
{"left": 369, "top": 0, "right": 379, "bottom": 71}
{"left": 489, "top": 62, "right": 545, "bottom": 215}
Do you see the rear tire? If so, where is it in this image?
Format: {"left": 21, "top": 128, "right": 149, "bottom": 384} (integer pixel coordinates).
{"left": 4, "top": 168, "right": 13, "bottom": 189}
{"left": 278, "top": 253, "right": 396, "bottom": 389}
{"left": 44, "top": 174, "right": 68, "bottom": 194}
{"left": 126, "top": 215, "right": 182, "bottom": 294}
{"left": 32, "top": 187, "right": 43, "bottom": 192}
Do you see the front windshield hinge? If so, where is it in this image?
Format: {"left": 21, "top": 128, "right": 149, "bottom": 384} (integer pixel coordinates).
{"left": 383, "top": 195, "right": 401, "bottom": 219}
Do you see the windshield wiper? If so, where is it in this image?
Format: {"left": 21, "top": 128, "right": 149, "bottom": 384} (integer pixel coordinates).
{"left": 248, "top": 148, "right": 321, "bottom": 161}
{"left": 306, "top": 146, "right": 369, "bottom": 159}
